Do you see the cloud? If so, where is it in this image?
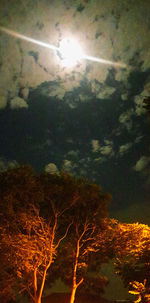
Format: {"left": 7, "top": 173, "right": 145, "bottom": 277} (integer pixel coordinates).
{"left": 134, "top": 95, "right": 147, "bottom": 116}
{"left": 119, "top": 109, "right": 134, "bottom": 131}
{"left": 48, "top": 83, "right": 66, "bottom": 99}
{"left": 0, "top": 158, "right": 18, "bottom": 171}
{"left": 133, "top": 156, "right": 149, "bottom": 172}
{"left": 91, "top": 81, "right": 116, "bottom": 99}
{"left": 10, "top": 97, "right": 28, "bottom": 109}
{"left": 99, "top": 140, "right": 114, "bottom": 157}
{"left": 135, "top": 135, "right": 144, "bottom": 144}
{"left": 0, "top": 95, "right": 7, "bottom": 109}
{"left": 119, "top": 142, "right": 132, "bottom": 156}
{"left": 66, "top": 150, "right": 79, "bottom": 159}
{"left": 94, "top": 156, "right": 106, "bottom": 163}
{"left": 91, "top": 139, "right": 114, "bottom": 157}
{"left": 100, "top": 145, "right": 113, "bottom": 156}
{"left": 45, "top": 163, "right": 58, "bottom": 174}
{"left": 79, "top": 92, "right": 92, "bottom": 102}
{"left": 8, "top": 161, "right": 18, "bottom": 169}
{"left": 97, "top": 86, "right": 116, "bottom": 99}
{"left": 91, "top": 139, "right": 99, "bottom": 152}
{"left": 121, "top": 93, "right": 128, "bottom": 101}
{"left": 63, "top": 159, "right": 72, "bottom": 172}
{"left": 0, "top": 88, "right": 7, "bottom": 109}
{"left": 21, "top": 87, "right": 29, "bottom": 100}
{"left": 1, "top": 0, "right": 150, "bottom": 107}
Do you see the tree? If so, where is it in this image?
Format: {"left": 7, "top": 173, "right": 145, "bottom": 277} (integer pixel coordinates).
{"left": 0, "top": 165, "right": 43, "bottom": 221}
{"left": 96, "top": 219, "right": 150, "bottom": 301}
{"left": 56, "top": 181, "right": 111, "bottom": 303}
{"left": 112, "top": 222, "right": 150, "bottom": 299}
{"left": 68, "top": 221, "right": 99, "bottom": 303}
{"left": 0, "top": 167, "right": 111, "bottom": 302}
{"left": 0, "top": 165, "right": 43, "bottom": 302}
{"left": 1, "top": 206, "right": 70, "bottom": 303}
{"left": 0, "top": 246, "right": 15, "bottom": 303}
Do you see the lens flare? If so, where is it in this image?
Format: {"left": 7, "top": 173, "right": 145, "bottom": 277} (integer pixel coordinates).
{"left": 0, "top": 26, "right": 127, "bottom": 69}
{"left": 0, "top": 26, "right": 59, "bottom": 51}
{"left": 84, "top": 55, "right": 126, "bottom": 68}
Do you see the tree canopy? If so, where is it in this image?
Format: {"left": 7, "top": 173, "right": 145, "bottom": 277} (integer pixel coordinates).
{"left": 0, "top": 165, "right": 111, "bottom": 303}
{"left": 1, "top": 165, "right": 150, "bottom": 303}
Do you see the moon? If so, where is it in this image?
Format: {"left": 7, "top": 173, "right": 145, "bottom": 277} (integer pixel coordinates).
{"left": 58, "top": 38, "right": 84, "bottom": 67}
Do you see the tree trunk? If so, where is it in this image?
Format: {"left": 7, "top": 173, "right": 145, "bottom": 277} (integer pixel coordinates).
{"left": 69, "top": 286, "right": 77, "bottom": 303}
{"left": 69, "top": 239, "right": 79, "bottom": 303}
{"left": 37, "top": 263, "right": 50, "bottom": 303}
{"left": 36, "top": 297, "right": 41, "bottom": 303}
{"left": 33, "top": 268, "right": 38, "bottom": 303}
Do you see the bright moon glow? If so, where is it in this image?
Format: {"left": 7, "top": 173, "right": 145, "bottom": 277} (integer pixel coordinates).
{"left": 59, "top": 38, "right": 84, "bottom": 67}
{"left": 0, "top": 26, "right": 127, "bottom": 68}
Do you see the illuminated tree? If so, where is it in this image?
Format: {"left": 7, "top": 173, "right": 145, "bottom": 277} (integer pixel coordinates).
{"left": 0, "top": 168, "right": 79, "bottom": 303}
{"left": 67, "top": 221, "right": 99, "bottom": 303}
{"left": 0, "top": 167, "right": 111, "bottom": 302}
{"left": 67, "top": 221, "right": 110, "bottom": 303}
{"left": 0, "top": 165, "right": 43, "bottom": 302}
{"left": 97, "top": 219, "right": 150, "bottom": 300}
{"left": 1, "top": 206, "right": 70, "bottom": 303}
{"left": 129, "top": 280, "right": 150, "bottom": 303}
{"left": 56, "top": 181, "right": 111, "bottom": 303}
{"left": 112, "top": 222, "right": 150, "bottom": 300}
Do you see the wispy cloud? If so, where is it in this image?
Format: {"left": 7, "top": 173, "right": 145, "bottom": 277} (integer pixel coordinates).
{"left": 10, "top": 97, "right": 28, "bottom": 109}
{"left": 119, "top": 109, "right": 134, "bottom": 131}
{"left": 91, "top": 139, "right": 100, "bottom": 152}
{"left": 45, "top": 163, "right": 58, "bottom": 174}
{"left": 99, "top": 140, "right": 114, "bottom": 157}
{"left": 134, "top": 95, "right": 147, "bottom": 116}
{"left": 119, "top": 142, "right": 132, "bottom": 156}
{"left": 133, "top": 156, "right": 149, "bottom": 172}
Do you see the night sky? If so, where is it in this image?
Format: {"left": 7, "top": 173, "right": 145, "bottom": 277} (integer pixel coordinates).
{"left": 0, "top": 0, "right": 150, "bottom": 300}
{"left": 0, "top": 0, "right": 150, "bottom": 224}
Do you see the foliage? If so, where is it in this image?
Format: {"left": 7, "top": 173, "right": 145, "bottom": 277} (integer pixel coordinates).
{"left": 112, "top": 222, "right": 150, "bottom": 295}
{"left": 1, "top": 205, "right": 70, "bottom": 303}
{"left": 55, "top": 181, "right": 111, "bottom": 303}
{"left": 97, "top": 219, "right": 150, "bottom": 299}
{"left": 80, "top": 274, "right": 109, "bottom": 296}
{"left": 129, "top": 280, "right": 150, "bottom": 303}
{"left": 0, "top": 164, "right": 43, "bottom": 219}
{"left": 38, "top": 171, "right": 80, "bottom": 220}
{"left": 0, "top": 265, "right": 15, "bottom": 303}
{"left": 0, "top": 166, "right": 111, "bottom": 303}
{"left": 1, "top": 207, "right": 51, "bottom": 303}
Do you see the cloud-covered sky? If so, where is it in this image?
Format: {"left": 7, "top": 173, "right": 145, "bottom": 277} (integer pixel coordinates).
{"left": 0, "top": 0, "right": 150, "bottom": 225}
